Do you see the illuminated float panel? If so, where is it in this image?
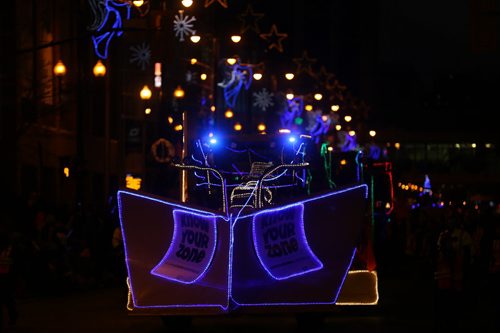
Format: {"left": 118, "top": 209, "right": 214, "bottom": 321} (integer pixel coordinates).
{"left": 118, "top": 183, "right": 368, "bottom": 315}
{"left": 118, "top": 191, "right": 230, "bottom": 314}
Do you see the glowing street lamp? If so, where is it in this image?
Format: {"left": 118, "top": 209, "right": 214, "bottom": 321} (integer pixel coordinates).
{"left": 230, "top": 35, "right": 241, "bottom": 43}
{"left": 190, "top": 35, "right": 201, "bottom": 43}
{"left": 93, "top": 60, "right": 106, "bottom": 77}
{"left": 53, "top": 60, "right": 67, "bottom": 77}
{"left": 173, "top": 85, "right": 185, "bottom": 98}
{"left": 140, "top": 85, "right": 152, "bottom": 100}
{"left": 253, "top": 73, "right": 263, "bottom": 80}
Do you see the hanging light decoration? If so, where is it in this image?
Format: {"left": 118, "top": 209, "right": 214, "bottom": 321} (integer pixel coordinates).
{"left": 140, "top": 85, "right": 152, "bottom": 100}
{"left": 173, "top": 85, "right": 185, "bottom": 98}
{"left": 53, "top": 60, "right": 67, "bottom": 77}
{"left": 93, "top": 60, "right": 106, "bottom": 77}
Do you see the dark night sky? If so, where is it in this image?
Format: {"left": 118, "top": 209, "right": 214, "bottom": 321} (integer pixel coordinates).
{"left": 374, "top": 0, "right": 499, "bottom": 135}
{"left": 200, "top": 0, "right": 499, "bottom": 137}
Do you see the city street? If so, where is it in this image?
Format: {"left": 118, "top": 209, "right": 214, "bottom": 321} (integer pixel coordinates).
{"left": 11, "top": 257, "right": 498, "bottom": 333}
{"left": 2, "top": 2, "right": 499, "bottom": 333}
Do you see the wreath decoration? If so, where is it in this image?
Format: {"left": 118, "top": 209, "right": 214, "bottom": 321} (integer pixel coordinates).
{"left": 151, "top": 138, "right": 175, "bottom": 164}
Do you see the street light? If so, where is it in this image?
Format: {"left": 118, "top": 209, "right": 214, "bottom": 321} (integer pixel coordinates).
{"left": 93, "top": 60, "right": 106, "bottom": 77}
{"left": 190, "top": 35, "right": 201, "bottom": 44}
{"left": 53, "top": 60, "right": 67, "bottom": 77}
{"left": 92, "top": 58, "right": 110, "bottom": 203}
{"left": 173, "top": 85, "right": 185, "bottom": 98}
{"left": 53, "top": 60, "right": 66, "bottom": 129}
{"left": 140, "top": 85, "right": 152, "bottom": 100}
{"left": 230, "top": 35, "right": 242, "bottom": 43}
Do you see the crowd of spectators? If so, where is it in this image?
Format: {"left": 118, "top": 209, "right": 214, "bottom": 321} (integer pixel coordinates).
{"left": 1, "top": 192, "right": 126, "bottom": 302}
{"left": 377, "top": 192, "right": 500, "bottom": 332}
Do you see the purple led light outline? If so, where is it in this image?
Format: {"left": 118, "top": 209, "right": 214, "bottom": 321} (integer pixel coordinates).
{"left": 230, "top": 246, "right": 358, "bottom": 308}
{"left": 332, "top": 247, "right": 357, "bottom": 303}
{"left": 229, "top": 185, "right": 365, "bottom": 306}
{"left": 251, "top": 203, "right": 323, "bottom": 280}
{"left": 117, "top": 190, "right": 229, "bottom": 310}
{"left": 118, "top": 183, "right": 367, "bottom": 310}
{"left": 227, "top": 213, "right": 236, "bottom": 309}
{"left": 117, "top": 190, "right": 229, "bottom": 218}
{"left": 238, "top": 184, "right": 368, "bottom": 221}
{"left": 150, "top": 209, "right": 218, "bottom": 284}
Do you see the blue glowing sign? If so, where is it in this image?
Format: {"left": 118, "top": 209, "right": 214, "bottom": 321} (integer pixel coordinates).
{"left": 151, "top": 209, "right": 217, "bottom": 284}
{"left": 252, "top": 203, "right": 323, "bottom": 280}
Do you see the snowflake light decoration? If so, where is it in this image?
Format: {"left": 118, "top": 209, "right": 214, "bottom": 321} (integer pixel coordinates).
{"left": 173, "top": 10, "right": 196, "bottom": 42}
{"left": 253, "top": 88, "right": 274, "bottom": 111}
{"left": 129, "top": 42, "right": 151, "bottom": 70}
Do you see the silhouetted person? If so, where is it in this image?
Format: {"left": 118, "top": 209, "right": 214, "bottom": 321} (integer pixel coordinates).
{"left": 0, "top": 229, "right": 18, "bottom": 331}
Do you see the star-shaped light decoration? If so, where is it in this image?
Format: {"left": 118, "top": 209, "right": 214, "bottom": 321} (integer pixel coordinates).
{"left": 293, "top": 50, "right": 317, "bottom": 77}
{"left": 204, "top": 0, "right": 228, "bottom": 8}
{"left": 328, "top": 78, "right": 348, "bottom": 102}
{"left": 239, "top": 4, "right": 264, "bottom": 34}
{"left": 259, "top": 24, "right": 288, "bottom": 53}
{"left": 315, "top": 66, "right": 335, "bottom": 90}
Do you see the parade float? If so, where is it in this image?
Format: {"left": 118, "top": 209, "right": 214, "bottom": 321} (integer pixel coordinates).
{"left": 117, "top": 131, "right": 384, "bottom": 318}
